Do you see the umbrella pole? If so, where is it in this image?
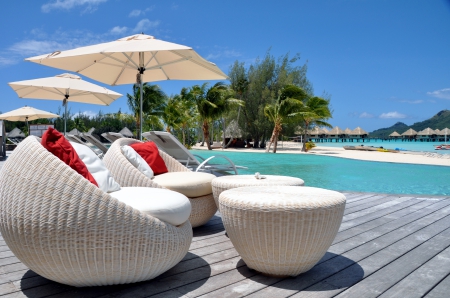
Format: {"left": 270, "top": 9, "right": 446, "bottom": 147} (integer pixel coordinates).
{"left": 139, "top": 52, "right": 144, "bottom": 141}
{"left": 64, "top": 95, "right": 69, "bottom": 135}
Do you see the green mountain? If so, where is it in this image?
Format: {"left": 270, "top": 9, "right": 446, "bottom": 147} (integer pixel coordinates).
{"left": 370, "top": 110, "right": 450, "bottom": 138}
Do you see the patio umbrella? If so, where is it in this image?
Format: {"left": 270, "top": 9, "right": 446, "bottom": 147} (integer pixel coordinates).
{"left": 25, "top": 33, "right": 228, "bottom": 139}
{"left": 8, "top": 73, "right": 122, "bottom": 134}
{"left": 0, "top": 106, "right": 59, "bottom": 135}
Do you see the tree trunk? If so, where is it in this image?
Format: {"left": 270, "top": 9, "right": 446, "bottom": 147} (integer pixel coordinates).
{"left": 301, "top": 121, "right": 309, "bottom": 152}
{"left": 203, "top": 121, "right": 212, "bottom": 150}
{"left": 222, "top": 118, "right": 226, "bottom": 149}
{"left": 266, "top": 124, "right": 281, "bottom": 153}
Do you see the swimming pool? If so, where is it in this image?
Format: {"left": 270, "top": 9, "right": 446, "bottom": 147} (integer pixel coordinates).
{"left": 192, "top": 150, "right": 450, "bottom": 196}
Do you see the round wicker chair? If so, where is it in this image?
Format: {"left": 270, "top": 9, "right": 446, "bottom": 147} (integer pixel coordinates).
{"left": 0, "top": 137, "right": 192, "bottom": 287}
{"left": 103, "top": 138, "right": 217, "bottom": 228}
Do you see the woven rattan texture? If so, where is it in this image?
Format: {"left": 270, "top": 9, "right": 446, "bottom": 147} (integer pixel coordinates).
{"left": 103, "top": 138, "right": 217, "bottom": 228}
{"left": 220, "top": 186, "right": 346, "bottom": 277}
{"left": 212, "top": 175, "right": 305, "bottom": 208}
{"left": 0, "top": 137, "right": 192, "bottom": 287}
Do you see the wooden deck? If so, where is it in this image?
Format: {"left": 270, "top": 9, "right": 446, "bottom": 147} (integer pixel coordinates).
{"left": 1, "top": 192, "right": 450, "bottom": 297}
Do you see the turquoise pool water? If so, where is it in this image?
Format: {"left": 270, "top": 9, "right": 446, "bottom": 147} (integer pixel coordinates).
{"left": 192, "top": 150, "right": 450, "bottom": 196}
{"left": 310, "top": 139, "right": 450, "bottom": 154}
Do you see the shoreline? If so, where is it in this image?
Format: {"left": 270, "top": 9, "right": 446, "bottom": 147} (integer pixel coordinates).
{"left": 192, "top": 142, "right": 450, "bottom": 167}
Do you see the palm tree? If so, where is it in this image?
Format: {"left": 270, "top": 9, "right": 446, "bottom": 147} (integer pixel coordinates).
{"left": 296, "top": 95, "right": 333, "bottom": 152}
{"left": 183, "top": 82, "right": 242, "bottom": 150}
{"left": 127, "top": 83, "right": 166, "bottom": 139}
{"left": 264, "top": 91, "right": 304, "bottom": 153}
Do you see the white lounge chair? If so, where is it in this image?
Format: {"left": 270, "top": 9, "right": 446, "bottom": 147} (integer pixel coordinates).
{"left": 66, "top": 134, "right": 104, "bottom": 158}
{"left": 142, "top": 131, "right": 247, "bottom": 175}
{"left": 101, "top": 132, "right": 125, "bottom": 143}
{"left": 81, "top": 132, "right": 109, "bottom": 154}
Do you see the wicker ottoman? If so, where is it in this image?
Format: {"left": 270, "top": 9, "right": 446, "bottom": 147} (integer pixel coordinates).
{"left": 219, "top": 186, "right": 346, "bottom": 277}
{"left": 212, "top": 174, "right": 304, "bottom": 209}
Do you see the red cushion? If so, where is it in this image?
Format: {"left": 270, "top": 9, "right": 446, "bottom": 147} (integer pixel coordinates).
{"left": 130, "top": 141, "right": 168, "bottom": 175}
{"left": 41, "top": 128, "right": 98, "bottom": 187}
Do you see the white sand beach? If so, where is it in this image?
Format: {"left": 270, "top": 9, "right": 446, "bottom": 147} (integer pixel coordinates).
{"left": 192, "top": 142, "right": 450, "bottom": 167}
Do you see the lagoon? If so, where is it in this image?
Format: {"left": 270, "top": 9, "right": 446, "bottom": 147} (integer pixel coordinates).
{"left": 193, "top": 149, "right": 450, "bottom": 196}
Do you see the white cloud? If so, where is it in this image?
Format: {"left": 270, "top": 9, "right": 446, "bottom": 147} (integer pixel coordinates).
{"left": 205, "top": 49, "right": 241, "bottom": 61}
{"left": 132, "top": 19, "right": 160, "bottom": 33}
{"left": 0, "top": 56, "right": 18, "bottom": 66}
{"left": 72, "top": 110, "right": 97, "bottom": 119}
{"left": 42, "top": 0, "right": 107, "bottom": 13}
{"left": 427, "top": 88, "right": 450, "bottom": 100}
{"left": 129, "top": 6, "right": 154, "bottom": 17}
{"left": 399, "top": 99, "right": 424, "bottom": 104}
{"left": 379, "top": 112, "right": 407, "bottom": 119}
{"left": 9, "top": 40, "right": 65, "bottom": 56}
{"left": 359, "top": 112, "right": 374, "bottom": 118}
{"left": 129, "top": 9, "right": 142, "bottom": 17}
{"left": 110, "top": 26, "right": 128, "bottom": 35}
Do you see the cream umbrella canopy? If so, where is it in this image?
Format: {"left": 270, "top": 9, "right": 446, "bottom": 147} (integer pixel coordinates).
{"left": 25, "top": 34, "right": 228, "bottom": 139}
{"left": 8, "top": 73, "right": 122, "bottom": 134}
{"left": 0, "top": 106, "right": 59, "bottom": 135}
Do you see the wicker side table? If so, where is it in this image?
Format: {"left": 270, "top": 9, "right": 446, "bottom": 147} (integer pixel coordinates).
{"left": 219, "top": 186, "right": 346, "bottom": 277}
{"left": 212, "top": 174, "right": 304, "bottom": 209}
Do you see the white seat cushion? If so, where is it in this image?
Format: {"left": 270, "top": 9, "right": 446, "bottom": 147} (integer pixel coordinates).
{"left": 121, "top": 145, "right": 154, "bottom": 179}
{"left": 110, "top": 187, "right": 191, "bottom": 226}
{"left": 152, "top": 172, "right": 215, "bottom": 198}
{"left": 70, "top": 141, "right": 121, "bottom": 193}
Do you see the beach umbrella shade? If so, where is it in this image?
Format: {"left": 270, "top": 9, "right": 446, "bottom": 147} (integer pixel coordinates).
{"left": 8, "top": 73, "right": 122, "bottom": 134}
{"left": 0, "top": 106, "right": 59, "bottom": 135}
{"left": 25, "top": 34, "right": 228, "bottom": 139}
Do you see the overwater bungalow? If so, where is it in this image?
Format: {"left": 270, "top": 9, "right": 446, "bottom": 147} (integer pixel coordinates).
{"left": 327, "top": 126, "right": 346, "bottom": 142}
{"left": 349, "top": 127, "right": 369, "bottom": 142}
{"left": 307, "top": 126, "right": 327, "bottom": 142}
{"left": 401, "top": 128, "right": 417, "bottom": 141}
{"left": 389, "top": 131, "right": 401, "bottom": 140}
{"left": 417, "top": 127, "right": 437, "bottom": 142}
{"left": 437, "top": 127, "right": 449, "bottom": 142}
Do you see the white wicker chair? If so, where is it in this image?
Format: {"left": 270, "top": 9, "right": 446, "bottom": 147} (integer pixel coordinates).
{"left": 103, "top": 138, "right": 218, "bottom": 228}
{"left": 0, "top": 136, "right": 192, "bottom": 287}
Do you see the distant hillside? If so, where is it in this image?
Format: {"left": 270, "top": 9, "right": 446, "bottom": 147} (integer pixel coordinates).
{"left": 370, "top": 110, "right": 450, "bottom": 138}
{"left": 370, "top": 122, "right": 409, "bottom": 138}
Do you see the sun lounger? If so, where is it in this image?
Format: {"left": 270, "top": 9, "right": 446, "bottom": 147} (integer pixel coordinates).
{"left": 81, "top": 132, "right": 109, "bottom": 154}
{"left": 66, "top": 134, "right": 104, "bottom": 158}
{"left": 142, "top": 131, "right": 247, "bottom": 175}
{"left": 101, "top": 132, "right": 124, "bottom": 143}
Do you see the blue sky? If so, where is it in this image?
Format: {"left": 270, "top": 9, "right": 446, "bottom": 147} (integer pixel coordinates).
{"left": 0, "top": 0, "right": 449, "bottom": 132}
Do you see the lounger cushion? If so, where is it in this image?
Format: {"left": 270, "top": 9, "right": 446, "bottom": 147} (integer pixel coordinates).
{"left": 121, "top": 145, "right": 154, "bottom": 179}
{"left": 41, "top": 128, "right": 98, "bottom": 187}
{"left": 110, "top": 187, "right": 191, "bottom": 226}
{"left": 70, "top": 142, "right": 121, "bottom": 193}
{"left": 130, "top": 141, "right": 168, "bottom": 175}
{"left": 152, "top": 172, "right": 215, "bottom": 198}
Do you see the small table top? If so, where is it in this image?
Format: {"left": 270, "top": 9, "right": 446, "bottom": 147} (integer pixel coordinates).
{"left": 219, "top": 186, "right": 346, "bottom": 209}
{"left": 212, "top": 174, "right": 304, "bottom": 188}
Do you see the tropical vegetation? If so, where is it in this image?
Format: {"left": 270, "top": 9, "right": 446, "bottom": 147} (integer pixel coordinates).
{"left": 2, "top": 50, "right": 335, "bottom": 151}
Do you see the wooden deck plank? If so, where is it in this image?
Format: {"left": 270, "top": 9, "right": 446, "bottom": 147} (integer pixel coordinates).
{"left": 425, "top": 273, "right": 450, "bottom": 298}
{"left": 1, "top": 193, "right": 450, "bottom": 298}
{"left": 244, "top": 199, "right": 450, "bottom": 297}
{"left": 378, "top": 244, "right": 450, "bottom": 297}
{"left": 334, "top": 197, "right": 436, "bottom": 243}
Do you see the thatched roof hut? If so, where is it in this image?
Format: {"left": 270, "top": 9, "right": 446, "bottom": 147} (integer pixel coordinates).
{"left": 438, "top": 128, "right": 450, "bottom": 136}
{"left": 349, "top": 127, "right": 368, "bottom": 136}
{"left": 344, "top": 128, "right": 352, "bottom": 135}
{"left": 222, "top": 120, "right": 242, "bottom": 138}
{"left": 389, "top": 131, "right": 401, "bottom": 137}
{"left": 327, "top": 126, "right": 345, "bottom": 135}
{"left": 417, "top": 127, "right": 436, "bottom": 136}
{"left": 68, "top": 128, "right": 82, "bottom": 136}
{"left": 401, "top": 128, "right": 417, "bottom": 137}
{"left": 119, "top": 127, "right": 134, "bottom": 137}
{"left": 7, "top": 127, "right": 25, "bottom": 138}
{"left": 308, "top": 126, "right": 327, "bottom": 135}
